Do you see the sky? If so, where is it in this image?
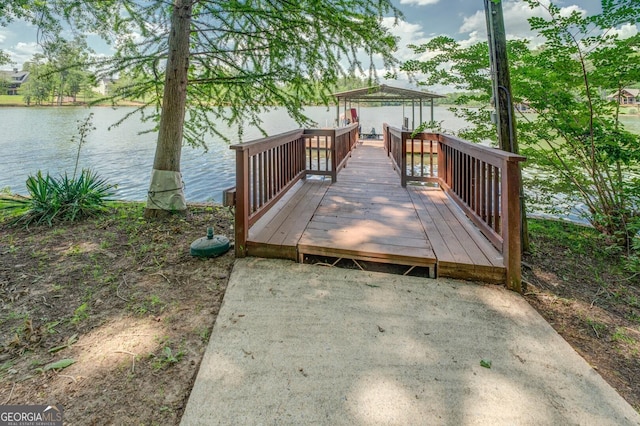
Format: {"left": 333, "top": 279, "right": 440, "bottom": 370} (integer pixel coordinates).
{"left": 0, "top": 0, "right": 636, "bottom": 90}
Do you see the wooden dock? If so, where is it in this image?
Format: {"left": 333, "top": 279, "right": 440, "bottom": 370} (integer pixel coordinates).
{"left": 246, "top": 140, "right": 505, "bottom": 282}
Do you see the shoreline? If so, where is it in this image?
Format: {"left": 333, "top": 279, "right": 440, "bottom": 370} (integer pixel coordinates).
{"left": 0, "top": 100, "right": 146, "bottom": 107}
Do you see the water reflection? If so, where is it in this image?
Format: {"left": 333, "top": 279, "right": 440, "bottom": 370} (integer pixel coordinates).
{"left": 1, "top": 106, "right": 637, "bottom": 209}
{"left": 0, "top": 106, "right": 461, "bottom": 202}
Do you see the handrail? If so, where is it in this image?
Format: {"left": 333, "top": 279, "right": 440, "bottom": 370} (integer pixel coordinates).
{"left": 303, "top": 123, "right": 358, "bottom": 182}
{"left": 230, "top": 124, "right": 358, "bottom": 256}
{"left": 383, "top": 124, "right": 441, "bottom": 187}
{"left": 231, "top": 130, "right": 307, "bottom": 256}
{"left": 384, "top": 124, "right": 526, "bottom": 292}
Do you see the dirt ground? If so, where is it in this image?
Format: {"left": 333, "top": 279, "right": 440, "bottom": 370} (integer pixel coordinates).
{"left": 1, "top": 207, "right": 638, "bottom": 423}
{"left": 0, "top": 203, "right": 235, "bottom": 425}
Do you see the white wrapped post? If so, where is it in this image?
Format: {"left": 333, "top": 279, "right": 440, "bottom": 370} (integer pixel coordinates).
{"left": 146, "top": 169, "right": 187, "bottom": 211}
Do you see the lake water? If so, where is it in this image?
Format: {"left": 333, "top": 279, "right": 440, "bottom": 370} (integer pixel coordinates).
{"left": 0, "top": 105, "right": 467, "bottom": 203}
{"left": 1, "top": 106, "right": 638, "bottom": 211}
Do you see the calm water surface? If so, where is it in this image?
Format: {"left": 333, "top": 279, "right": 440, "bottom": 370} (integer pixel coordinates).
{"left": 1, "top": 106, "right": 638, "bottom": 208}
{"left": 0, "top": 106, "right": 466, "bottom": 202}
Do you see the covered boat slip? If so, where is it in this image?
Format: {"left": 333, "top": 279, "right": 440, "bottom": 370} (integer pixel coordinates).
{"left": 246, "top": 139, "right": 505, "bottom": 282}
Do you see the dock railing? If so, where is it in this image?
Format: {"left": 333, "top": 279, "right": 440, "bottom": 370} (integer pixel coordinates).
{"left": 383, "top": 124, "right": 526, "bottom": 291}
{"left": 230, "top": 123, "right": 358, "bottom": 257}
{"left": 303, "top": 123, "right": 358, "bottom": 182}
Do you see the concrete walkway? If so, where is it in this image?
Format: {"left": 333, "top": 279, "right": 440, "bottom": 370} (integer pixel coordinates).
{"left": 181, "top": 258, "right": 640, "bottom": 425}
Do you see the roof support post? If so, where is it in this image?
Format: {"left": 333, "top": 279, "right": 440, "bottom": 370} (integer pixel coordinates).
{"left": 431, "top": 98, "right": 434, "bottom": 123}
{"left": 402, "top": 102, "right": 405, "bottom": 129}
{"left": 344, "top": 98, "right": 347, "bottom": 125}
{"left": 412, "top": 100, "right": 415, "bottom": 130}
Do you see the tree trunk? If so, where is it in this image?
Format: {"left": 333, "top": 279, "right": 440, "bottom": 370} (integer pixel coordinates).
{"left": 144, "top": 0, "right": 192, "bottom": 218}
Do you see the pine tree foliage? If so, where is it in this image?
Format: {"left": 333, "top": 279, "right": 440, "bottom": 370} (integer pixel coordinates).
{"left": 2, "top": 1, "right": 400, "bottom": 147}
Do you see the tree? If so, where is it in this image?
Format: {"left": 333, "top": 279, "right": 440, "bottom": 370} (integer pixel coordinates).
{"left": 20, "top": 48, "right": 95, "bottom": 106}
{"left": 1, "top": 0, "right": 400, "bottom": 217}
{"left": 109, "top": 0, "right": 400, "bottom": 217}
{"left": 41, "top": 36, "right": 93, "bottom": 105}
{"left": 144, "top": 0, "right": 192, "bottom": 216}
{"left": 402, "top": 0, "right": 640, "bottom": 249}
{"left": 21, "top": 55, "right": 56, "bottom": 105}
{"left": 589, "top": 34, "right": 640, "bottom": 122}
{"left": 0, "top": 50, "right": 10, "bottom": 67}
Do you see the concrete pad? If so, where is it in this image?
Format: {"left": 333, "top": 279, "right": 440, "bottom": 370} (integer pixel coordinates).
{"left": 181, "top": 258, "right": 640, "bottom": 425}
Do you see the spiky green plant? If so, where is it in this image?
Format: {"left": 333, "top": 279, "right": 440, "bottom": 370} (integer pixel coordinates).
{"left": 0, "top": 170, "right": 113, "bottom": 226}
{"left": 0, "top": 114, "right": 114, "bottom": 226}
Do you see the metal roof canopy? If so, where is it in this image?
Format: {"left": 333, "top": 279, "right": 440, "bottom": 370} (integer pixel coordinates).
{"left": 332, "top": 84, "right": 444, "bottom": 130}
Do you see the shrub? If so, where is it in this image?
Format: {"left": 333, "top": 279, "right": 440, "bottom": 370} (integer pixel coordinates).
{"left": 1, "top": 169, "right": 114, "bottom": 226}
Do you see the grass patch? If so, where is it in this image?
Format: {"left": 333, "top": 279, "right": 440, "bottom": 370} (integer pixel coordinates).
{"left": 525, "top": 217, "right": 640, "bottom": 410}
{"left": 151, "top": 345, "right": 185, "bottom": 370}
{"left": 612, "top": 328, "right": 637, "bottom": 345}
{"left": 527, "top": 219, "right": 627, "bottom": 278}
{"left": 0, "top": 95, "right": 26, "bottom": 106}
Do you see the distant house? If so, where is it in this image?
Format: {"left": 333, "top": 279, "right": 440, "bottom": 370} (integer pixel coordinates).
{"left": 514, "top": 100, "right": 532, "bottom": 112}
{"left": 0, "top": 68, "right": 30, "bottom": 95}
{"left": 95, "top": 77, "right": 118, "bottom": 96}
{"left": 607, "top": 88, "right": 640, "bottom": 106}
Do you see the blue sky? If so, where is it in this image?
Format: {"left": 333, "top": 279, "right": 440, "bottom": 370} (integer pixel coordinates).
{"left": 0, "top": 0, "right": 634, "bottom": 82}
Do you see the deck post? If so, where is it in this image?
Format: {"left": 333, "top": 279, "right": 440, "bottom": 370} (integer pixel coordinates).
{"left": 330, "top": 129, "right": 338, "bottom": 183}
{"left": 234, "top": 148, "right": 250, "bottom": 257}
{"left": 437, "top": 135, "right": 446, "bottom": 186}
{"left": 383, "top": 124, "right": 389, "bottom": 156}
{"left": 400, "top": 131, "right": 409, "bottom": 187}
{"left": 501, "top": 159, "right": 522, "bottom": 292}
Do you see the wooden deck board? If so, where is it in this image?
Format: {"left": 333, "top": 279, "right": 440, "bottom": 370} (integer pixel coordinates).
{"left": 409, "top": 187, "right": 503, "bottom": 268}
{"left": 421, "top": 189, "right": 492, "bottom": 265}
{"left": 300, "top": 227, "right": 431, "bottom": 251}
{"left": 307, "top": 216, "right": 425, "bottom": 237}
{"left": 298, "top": 141, "right": 436, "bottom": 268}
{"left": 407, "top": 187, "right": 475, "bottom": 265}
{"left": 322, "top": 190, "right": 410, "bottom": 203}
{"left": 426, "top": 189, "right": 503, "bottom": 268}
{"left": 248, "top": 180, "right": 329, "bottom": 252}
{"left": 275, "top": 181, "right": 330, "bottom": 247}
{"left": 249, "top": 180, "right": 317, "bottom": 242}
{"left": 245, "top": 139, "right": 506, "bottom": 283}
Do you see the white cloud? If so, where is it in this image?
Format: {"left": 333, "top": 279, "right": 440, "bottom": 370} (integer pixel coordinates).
{"left": 350, "top": 18, "right": 435, "bottom": 89}
{"left": 383, "top": 17, "right": 433, "bottom": 62}
{"left": 377, "top": 17, "right": 462, "bottom": 91}
{"left": 0, "top": 32, "right": 6, "bottom": 44}
{"left": 399, "top": 0, "right": 440, "bottom": 5}
{"left": 7, "top": 42, "right": 42, "bottom": 66}
{"left": 458, "top": 1, "right": 589, "bottom": 47}
{"left": 608, "top": 22, "right": 639, "bottom": 39}
{"left": 558, "top": 5, "right": 586, "bottom": 19}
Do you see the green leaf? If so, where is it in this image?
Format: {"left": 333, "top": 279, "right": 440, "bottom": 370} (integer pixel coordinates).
{"left": 48, "top": 334, "right": 78, "bottom": 353}
{"left": 480, "top": 359, "right": 492, "bottom": 369}
{"left": 43, "top": 358, "right": 75, "bottom": 371}
{"left": 48, "top": 345, "right": 68, "bottom": 354}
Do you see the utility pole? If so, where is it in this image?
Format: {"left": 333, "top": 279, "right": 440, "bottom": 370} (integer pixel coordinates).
{"left": 484, "top": 0, "right": 530, "bottom": 253}
{"left": 485, "top": 0, "right": 516, "bottom": 152}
